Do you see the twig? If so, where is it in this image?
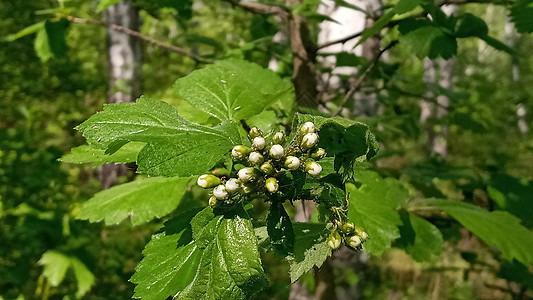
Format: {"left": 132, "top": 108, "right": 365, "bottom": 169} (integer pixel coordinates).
{"left": 317, "top": 30, "right": 364, "bottom": 50}
{"left": 332, "top": 41, "right": 397, "bottom": 117}
{"left": 66, "top": 16, "right": 210, "bottom": 63}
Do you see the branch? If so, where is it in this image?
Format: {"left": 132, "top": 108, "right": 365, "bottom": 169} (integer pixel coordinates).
{"left": 332, "top": 41, "right": 397, "bottom": 117}
{"left": 66, "top": 16, "right": 210, "bottom": 63}
{"left": 317, "top": 30, "right": 364, "bottom": 50}
{"left": 222, "top": 0, "right": 289, "bottom": 18}
{"left": 438, "top": 0, "right": 512, "bottom": 5}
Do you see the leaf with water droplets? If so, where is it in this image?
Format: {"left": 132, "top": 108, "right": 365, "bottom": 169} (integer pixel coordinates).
{"left": 174, "top": 59, "right": 292, "bottom": 123}
{"left": 76, "top": 96, "right": 241, "bottom": 177}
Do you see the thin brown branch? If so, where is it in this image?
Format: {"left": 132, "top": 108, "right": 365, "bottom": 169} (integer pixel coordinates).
{"left": 332, "top": 41, "right": 397, "bottom": 117}
{"left": 317, "top": 30, "right": 364, "bottom": 50}
{"left": 222, "top": 0, "right": 289, "bottom": 18}
{"left": 66, "top": 16, "right": 210, "bottom": 63}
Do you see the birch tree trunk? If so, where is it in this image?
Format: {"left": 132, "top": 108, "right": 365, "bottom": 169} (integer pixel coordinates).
{"left": 97, "top": 1, "right": 143, "bottom": 189}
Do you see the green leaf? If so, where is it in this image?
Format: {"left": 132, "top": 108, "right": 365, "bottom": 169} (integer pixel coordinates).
{"left": 394, "top": 0, "right": 422, "bottom": 14}
{"left": 455, "top": 13, "right": 488, "bottom": 38}
{"left": 398, "top": 20, "right": 457, "bottom": 59}
{"left": 479, "top": 35, "right": 516, "bottom": 55}
{"left": 97, "top": 0, "right": 122, "bottom": 12}
{"left": 178, "top": 207, "right": 268, "bottom": 299}
{"left": 38, "top": 251, "right": 95, "bottom": 298}
{"left": 45, "top": 19, "right": 69, "bottom": 58}
{"left": 34, "top": 26, "right": 52, "bottom": 62}
{"left": 5, "top": 22, "right": 44, "bottom": 42}
{"left": 78, "top": 176, "right": 192, "bottom": 225}
{"left": 396, "top": 213, "right": 443, "bottom": 262}
{"left": 346, "top": 171, "right": 406, "bottom": 256}
{"left": 356, "top": 10, "right": 395, "bottom": 46}
{"left": 488, "top": 173, "right": 533, "bottom": 228}
{"left": 267, "top": 201, "right": 295, "bottom": 254}
{"left": 174, "top": 59, "right": 292, "bottom": 123}
{"left": 59, "top": 142, "right": 144, "bottom": 166}
{"left": 413, "top": 199, "right": 533, "bottom": 266}
{"left": 510, "top": 0, "right": 533, "bottom": 33}
{"left": 287, "top": 223, "right": 332, "bottom": 283}
{"left": 497, "top": 260, "right": 533, "bottom": 290}
{"left": 76, "top": 96, "right": 241, "bottom": 177}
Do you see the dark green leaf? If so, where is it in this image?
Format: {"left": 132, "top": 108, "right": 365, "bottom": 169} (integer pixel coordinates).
{"left": 267, "top": 201, "right": 295, "bottom": 254}
{"left": 498, "top": 260, "right": 533, "bottom": 290}
{"left": 394, "top": 0, "right": 422, "bottom": 14}
{"left": 97, "top": 0, "right": 122, "bottom": 12}
{"left": 398, "top": 22, "right": 457, "bottom": 59}
{"left": 396, "top": 212, "right": 443, "bottom": 262}
{"left": 357, "top": 10, "right": 395, "bottom": 46}
{"left": 510, "top": 0, "right": 533, "bottom": 33}
{"left": 44, "top": 19, "right": 69, "bottom": 58}
{"left": 488, "top": 173, "right": 533, "bottom": 228}
{"left": 456, "top": 13, "right": 488, "bottom": 38}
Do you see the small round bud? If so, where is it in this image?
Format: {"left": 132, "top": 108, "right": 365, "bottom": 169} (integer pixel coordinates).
{"left": 241, "top": 183, "right": 253, "bottom": 194}
{"left": 301, "top": 133, "right": 319, "bottom": 150}
{"left": 252, "top": 137, "right": 266, "bottom": 151}
{"left": 265, "top": 177, "right": 279, "bottom": 193}
{"left": 354, "top": 226, "right": 365, "bottom": 236}
{"left": 345, "top": 235, "right": 362, "bottom": 250}
{"left": 213, "top": 185, "right": 229, "bottom": 200}
{"left": 249, "top": 127, "right": 263, "bottom": 138}
{"left": 232, "top": 145, "right": 252, "bottom": 160}
{"left": 328, "top": 231, "right": 342, "bottom": 250}
{"left": 197, "top": 174, "right": 221, "bottom": 188}
{"left": 284, "top": 156, "right": 300, "bottom": 170}
{"left": 238, "top": 167, "right": 256, "bottom": 182}
{"left": 260, "top": 162, "right": 275, "bottom": 174}
{"left": 361, "top": 231, "right": 369, "bottom": 241}
{"left": 208, "top": 196, "right": 218, "bottom": 207}
{"left": 269, "top": 144, "right": 284, "bottom": 159}
{"left": 300, "top": 122, "right": 316, "bottom": 134}
{"left": 272, "top": 131, "right": 285, "bottom": 144}
{"left": 225, "top": 178, "right": 240, "bottom": 193}
{"left": 310, "top": 148, "right": 326, "bottom": 159}
{"left": 341, "top": 222, "right": 355, "bottom": 235}
{"left": 248, "top": 151, "right": 264, "bottom": 165}
{"left": 306, "top": 161, "right": 322, "bottom": 177}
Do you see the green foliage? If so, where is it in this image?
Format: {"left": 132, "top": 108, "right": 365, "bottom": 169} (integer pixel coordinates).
{"left": 398, "top": 19, "right": 457, "bottom": 59}
{"left": 78, "top": 176, "right": 192, "bottom": 226}
{"left": 97, "top": 0, "right": 122, "bottom": 12}
{"left": 396, "top": 213, "right": 443, "bottom": 262}
{"left": 76, "top": 96, "right": 241, "bottom": 177}
{"left": 346, "top": 171, "right": 405, "bottom": 256}
{"left": 59, "top": 142, "right": 144, "bottom": 167}
{"left": 511, "top": 0, "right": 533, "bottom": 33}
{"left": 38, "top": 250, "right": 95, "bottom": 298}
{"left": 488, "top": 173, "right": 533, "bottom": 228}
{"left": 173, "top": 59, "right": 292, "bottom": 123}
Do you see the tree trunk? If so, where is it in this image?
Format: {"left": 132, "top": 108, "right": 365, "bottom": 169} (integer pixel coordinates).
{"left": 97, "top": 1, "right": 143, "bottom": 189}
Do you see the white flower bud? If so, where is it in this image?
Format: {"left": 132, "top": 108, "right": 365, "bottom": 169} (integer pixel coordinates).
{"left": 300, "top": 122, "right": 316, "bottom": 134}
{"left": 225, "top": 178, "right": 240, "bottom": 193}
{"left": 238, "top": 167, "right": 256, "bottom": 182}
{"left": 260, "top": 162, "right": 275, "bottom": 174}
{"left": 306, "top": 161, "right": 322, "bottom": 177}
{"left": 346, "top": 235, "right": 362, "bottom": 249}
{"left": 361, "top": 231, "right": 369, "bottom": 241}
{"left": 310, "top": 148, "right": 326, "bottom": 159}
{"left": 284, "top": 156, "right": 300, "bottom": 170}
{"left": 328, "top": 231, "right": 341, "bottom": 250}
{"left": 272, "top": 131, "right": 285, "bottom": 144}
{"left": 248, "top": 151, "right": 264, "bottom": 165}
{"left": 252, "top": 137, "right": 266, "bottom": 150}
{"left": 301, "top": 133, "right": 319, "bottom": 149}
{"left": 208, "top": 196, "right": 218, "bottom": 207}
{"left": 197, "top": 174, "right": 221, "bottom": 188}
{"left": 249, "top": 127, "right": 262, "bottom": 138}
{"left": 232, "top": 145, "right": 251, "bottom": 160}
{"left": 265, "top": 177, "right": 279, "bottom": 193}
{"left": 269, "top": 144, "right": 284, "bottom": 159}
{"left": 213, "top": 185, "right": 229, "bottom": 200}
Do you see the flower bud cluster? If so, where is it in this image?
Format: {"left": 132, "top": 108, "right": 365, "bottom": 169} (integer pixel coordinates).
{"left": 198, "top": 123, "right": 327, "bottom": 207}
{"left": 328, "top": 221, "right": 368, "bottom": 251}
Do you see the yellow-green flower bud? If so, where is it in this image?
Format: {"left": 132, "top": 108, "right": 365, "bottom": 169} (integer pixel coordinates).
{"left": 345, "top": 235, "right": 362, "bottom": 250}
{"left": 284, "top": 156, "right": 300, "bottom": 170}
{"left": 354, "top": 226, "right": 368, "bottom": 240}
{"left": 305, "top": 161, "right": 322, "bottom": 177}
{"left": 213, "top": 184, "right": 229, "bottom": 200}
{"left": 238, "top": 167, "right": 256, "bottom": 182}
{"left": 301, "top": 133, "right": 319, "bottom": 149}
{"left": 225, "top": 178, "right": 240, "bottom": 193}
{"left": 300, "top": 122, "right": 316, "bottom": 135}
{"left": 272, "top": 131, "right": 285, "bottom": 144}
{"left": 260, "top": 162, "right": 275, "bottom": 174}
{"left": 341, "top": 222, "right": 355, "bottom": 235}
{"left": 249, "top": 127, "right": 263, "bottom": 138}
{"left": 310, "top": 148, "right": 326, "bottom": 159}
{"left": 248, "top": 151, "right": 264, "bottom": 165}
{"left": 232, "top": 145, "right": 251, "bottom": 160}
{"left": 197, "top": 174, "right": 221, "bottom": 188}
{"left": 252, "top": 137, "right": 266, "bottom": 151}
{"left": 328, "top": 231, "right": 342, "bottom": 250}
{"left": 269, "top": 144, "right": 284, "bottom": 159}
{"left": 208, "top": 196, "right": 218, "bottom": 207}
{"left": 265, "top": 177, "right": 279, "bottom": 193}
